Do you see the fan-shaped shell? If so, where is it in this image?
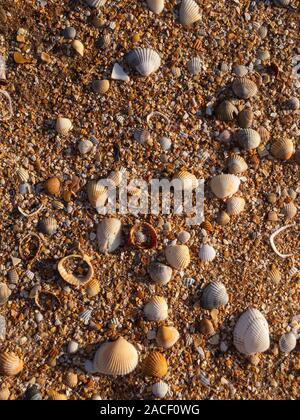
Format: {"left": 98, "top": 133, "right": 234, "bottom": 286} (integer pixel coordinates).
{"left": 199, "top": 318, "right": 215, "bottom": 336}
{"left": 165, "top": 244, "right": 190, "bottom": 270}
{"left": 8, "top": 269, "right": 19, "bottom": 284}
{"left": 142, "top": 352, "right": 168, "bottom": 378}
{"left": 235, "top": 128, "right": 261, "bottom": 150}
{"left": 0, "top": 387, "right": 10, "bottom": 400}
{"left": 17, "top": 167, "right": 29, "bottom": 183}
{"left": 179, "top": 0, "right": 201, "bottom": 26}
{"left": 215, "top": 100, "right": 238, "bottom": 122}
{"left": 233, "top": 308, "right": 270, "bottom": 355}
{"left": 55, "top": 117, "right": 73, "bottom": 136}
{"left": 86, "top": 279, "right": 100, "bottom": 298}
{"left": 87, "top": 181, "right": 108, "bottom": 209}
{"left": 92, "top": 79, "right": 110, "bottom": 94}
{"left": 93, "top": 337, "right": 138, "bottom": 376}
{"left": 156, "top": 325, "right": 180, "bottom": 349}
{"left": 144, "top": 296, "right": 168, "bottom": 321}
{"left": 238, "top": 108, "right": 253, "bottom": 128}
{"left": 232, "top": 77, "right": 258, "bottom": 99}
{"left": 58, "top": 254, "right": 94, "bottom": 287}
{"left": 152, "top": 381, "right": 169, "bottom": 398}
{"left": 217, "top": 210, "right": 230, "bottom": 226}
{"left": 71, "top": 40, "right": 84, "bottom": 56}
{"left": 0, "top": 283, "right": 11, "bottom": 306}
{"left": 283, "top": 202, "right": 297, "bottom": 219}
{"left": 97, "top": 218, "right": 122, "bottom": 253}
{"left": 187, "top": 57, "right": 202, "bottom": 75}
{"left": 0, "top": 352, "right": 23, "bottom": 376}
{"left": 64, "top": 371, "right": 78, "bottom": 388}
{"left": 38, "top": 217, "right": 58, "bottom": 235}
{"left": 269, "top": 265, "right": 281, "bottom": 283}
{"left": 199, "top": 244, "right": 216, "bottom": 262}
{"left": 226, "top": 196, "right": 246, "bottom": 215}
{"left": 85, "top": 0, "right": 107, "bottom": 7}
{"left": 270, "top": 138, "right": 294, "bottom": 160}
{"left": 148, "top": 262, "right": 173, "bottom": 285}
{"left": 126, "top": 48, "right": 161, "bottom": 76}
{"left": 107, "top": 168, "right": 126, "bottom": 187}
{"left": 210, "top": 174, "right": 240, "bottom": 199}
{"left": 257, "top": 126, "right": 270, "bottom": 143}
{"left": 173, "top": 170, "right": 198, "bottom": 191}
{"left": 78, "top": 139, "right": 93, "bottom": 155}
{"left": 200, "top": 282, "right": 229, "bottom": 309}
{"left": 227, "top": 155, "right": 248, "bottom": 174}
{"left": 279, "top": 332, "right": 297, "bottom": 353}
{"left": 146, "top": 0, "right": 165, "bottom": 14}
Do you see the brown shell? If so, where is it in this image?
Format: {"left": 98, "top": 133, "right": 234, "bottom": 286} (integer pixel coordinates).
{"left": 0, "top": 352, "right": 24, "bottom": 376}
{"left": 270, "top": 138, "right": 294, "bottom": 160}
{"left": 48, "top": 390, "right": 68, "bottom": 400}
{"left": 64, "top": 371, "right": 78, "bottom": 388}
{"left": 257, "top": 126, "right": 270, "bottom": 142}
{"left": 217, "top": 210, "right": 230, "bottom": 226}
{"left": 86, "top": 278, "right": 100, "bottom": 298}
{"left": 58, "top": 254, "right": 94, "bottom": 287}
{"left": 142, "top": 352, "right": 168, "bottom": 378}
{"left": 129, "top": 222, "right": 157, "bottom": 249}
{"left": 232, "top": 77, "right": 258, "bottom": 99}
{"left": 19, "top": 232, "right": 42, "bottom": 262}
{"left": 199, "top": 318, "right": 215, "bottom": 336}
{"left": 156, "top": 325, "right": 180, "bottom": 349}
{"left": 92, "top": 79, "right": 110, "bottom": 94}
{"left": 237, "top": 108, "right": 253, "bottom": 128}
{"left": 0, "top": 283, "right": 11, "bottom": 306}
{"left": 44, "top": 177, "right": 61, "bottom": 196}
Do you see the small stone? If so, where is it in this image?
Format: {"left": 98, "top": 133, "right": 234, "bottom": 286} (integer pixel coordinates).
{"left": 147, "top": 329, "right": 157, "bottom": 340}
{"left": 67, "top": 340, "right": 79, "bottom": 354}
{"left": 286, "top": 97, "right": 299, "bottom": 111}
{"left": 62, "top": 27, "right": 76, "bottom": 39}
{"left": 220, "top": 341, "right": 228, "bottom": 352}
{"left": 35, "top": 312, "right": 43, "bottom": 323}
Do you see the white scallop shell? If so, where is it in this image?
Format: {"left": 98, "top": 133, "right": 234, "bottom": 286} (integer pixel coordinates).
{"left": 227, "top": 155, "right": 248, "bottom": 174}
{"left": 200, "top": 282, "right": 229, "bottom": 309}
{"left": 111, "top": 63, "right": 130, "bottom": 82}
{"left": 187, "top": 57, "right": 202, "bottom": 75}
{"left": 226, "top": 196, "right": 246, "bottom": 215}
{"left": 179, "top": 0, "right": 201, "bottom": 26}
{"left": 173, "top": 170, "right": 198, "bottom": 191}
{"left": 0, "top": 55, "right": 6, "bottom": 81}
{"left": 56, "top": 117, "right": 73, "bottom": 135}
{"left": 146, "top": 0, "right": 165, "bottom": 14}
{"left": 144, "top": 296, "right": 168, "bottom": 321}
{"left": 198, "top": 244, "right": 216, "bottom": 262}
{"left": 235, "top": 128, "right": 261, "bottom": 150}
{"left": 283, "top": 202, "right": 297, "bottom": 219}
{"left": 148, "top": 262, "right": 173, "bottom": 285}
{"left": 0, "top": 283, "right": 11, "bottom": 306}
{"left": 165, "top": 244, "right": 190, "bottom": 270}
{"left": 126, "top": 48, "right": 161, "bottom": 77}
{"left": 87, "top": 181, "right": 108, "bottom": 209}
{"left": 97, "top": 218, "right": 122, "bottom": 253}
{"left": 210, "top": 174, "right": 240, "bottom": 199}
{"left": 85, "top": 0, "right": 107, "bottom": 7}
{"left": 279, "top": 332, "right": 297, "bottom": 353}
{"left": 233, "top": 308, "right": 270, "bottom": 355}
{"left": 152, "top": 381, "right": 169, "bottom": 398}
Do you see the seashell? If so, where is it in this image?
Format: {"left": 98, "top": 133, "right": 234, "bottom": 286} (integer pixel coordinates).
{"left": 0, "top": 283, "right": 11, "bottom": 306}
{"left": 201, "top": 220, "right": 213, "bottom": 233}
{"left": 199, "top": 372, "right": 210, "bottom": 387}
{"left": 35, "top": 290, "right": 60, "bottom": 312}
{"left": 226, "top": 196, "right": 246, "bottom": 215}
{"left": 159, "top": 136, "right": 172, "bottom": 151}
{"left": 111, "top": 63, "right": 130, "bottom": 82}
{"left": 148, "top": 262, "right": 173, "bottom": 285}
{"left": 126, "top": 48, "right": 161, "bottom": 77}
{"left": 233, "top": 308, "right": 270, "bottom": 355}
{"left": 19, "top": 232, "right": 42, "bottom": 262}
{"left": 85, "top": 0, "right": 107, "bottom": 7}
{"left": 279, "top": 332, "right": 297, "bottom": 353}
{"left": 283, "top": 202, "right": 297, "bottom": 220}
{"left": 268, "top": 210, "right": 278, "bottom": 222}
{"left": 92, "top": 79, "right": 110, "bottom": 94}
{"left": 129, "top": 222, "right": 157, "bottom": 249}
{"left": 232, "top": 77, "right": 258, "bottom": 99}
{"left": 48, "top": 390, "right": 67, "bottom": 400}
{"left": 0, "top": 352, "right": 23, "bottom": 376}
{"left": 165, "top": 244, "right": 190, "bottom": 270}
{"left": 156, "top": 325, "right": 180, "bottom": 349}
{"left": 173, "top": 170, "right": 198, "bottom": 191}
{"left": 58, "top": 254, "right": 94, "bottom": 287}
{"left": 199, "top": 318, "right": 215, "bottom": 336}
{"left": 232, "top": 64, "right": 248, "bottom": 77}
{"left": 25, "top": 269, "right": 35, "bottom": 281}
{"left": 0, "top": 387, "right": 10, "bottom": 400}
{"left": 8, "top": 269, "right": 19, "bottom": 284}
{"left": 286, "top": 97, "right": 299, "bottom": 111}
{"left": 107, "top": 168, "right": 126, "bottom": 187}
{"left": 227, "top": 155, "right": 248, "bottom": 174}
{"left": 38, "top": 217, "right": 58, "bottom": 236}
{"left": 270, "top": 224, "right": 294, "bottom": 258}
{"left": 270, "top": 138, "right": 294, "bottom": 160}
{"left": 187, "top": 57, "right": 202, "bottom": 75}
{"left": 93, "top": 337, "right": 138, "bottom": 376}
{"left": 142, "top": 352, "right": 168, "bottom": 378}
{"left": 179, "top": 0, "right": 201, "bottom": 26}
{"left": 257, "top": 49, "right": 270, "bottom": 61}
{"left": 146, "top": 0, "right": 165, "bottom": 14}
{"left": 144, "top": 296, "right": 168, "bottom": 321}
{"left": 55, "top": 117, "right": 72, "bottom": 136}
{"left": 18, "top": 203, "right": 44, "bottom": 218}
{"left": 269, "top": 265, "right": 281, "bottom": 283}
{"left": 86, "top": 278, "right": 100, "bottom": 298}
{"left": 97, "top": 217, "right": 122, "bottom": 253}
{"left": 256, "top": 25, "right": 268, "bottom": 39}
{"left": 200, "top": 282, "right": 229, "bottom": 309}
{"left": 215, "top": 100, "right": 238, "bottom": 122}
{"left": 44, "top": 176, "right": 60, "bottom": 196}
{"left": 171, "top": 66, "right": 181, "bottom": 78}
{"left": 134, "top": 128, "right": 152, "bottom": 145}
{"left": 79, "top": 309, "right": 93, "bottom": 325}
{"left": 0, "top": 90, "right": 13, "bottom": 121}
{"left": 257, "top": 126, "right": 270, "bottom": 143}
{"left": 64, "top": 371, "right": 78, "bottom": 388}
{"left": 71, "top": 40, "right": 84, "bottom": 56}
{"left": 238, "top": 108, "right": 253, "bottom": 128}
{"left": 210, "top": 174, "right": 240, "bottom": 199}
{"left": 0, "top": 315, "right": 6, "bottom": 340}
{"left": 217, "top": 210, "right": 230, "bottom": 226}
{"left": 17, "top": 167, "right": 29, "bottom": 183}
{"left": 152, "top": 381, "right": 169, "bottom": 398}
{"left": 198, "top": 244, "right": 216, "bottom": 262}
{"left": 87, "top": 180, "right": 108, "bottom": 209}
{"left": 235, "top": 128, "right": 261, "bottom": 150}
{"left": 177, "top": 230, "right": 190, "bottom": 244}
{"left": 78, "top": 139, "right": 93, "bottom": 155}
{"left": 0, "top": 55, "right": 7, "bottom": 83}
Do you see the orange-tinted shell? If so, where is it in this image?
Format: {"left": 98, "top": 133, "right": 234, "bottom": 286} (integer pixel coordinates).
{"left": 142, "top": 352, "right": 168, "bottom": 378}
{"left": 0, "top": 352, "right": 23, "bottom": 376}
{"left": 129, "top": 222, "right": 157, "bottom": 249}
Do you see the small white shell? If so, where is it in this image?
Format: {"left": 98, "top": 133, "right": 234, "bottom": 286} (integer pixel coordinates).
{"left": 200, "top": 282, "right": 229, "bottom": 309}
{"left": 111, "top": 63, "right": 130, "bottom": 82}
{"left": 97, "top": 218, "right": 122, "bottom": 253}
{"left": 210, "top": 174, "right": 240, "bottom": 199}
{"left": 226, "top": 196, "right": 246, "bottom": 215}
{"left": 227, "top": 155, "right": 248, "bottom": 174}
{"left": 126, "top": 48, "right": 161, "bottom": 77}
{"left": 179, "top": 0, "right": 201, "bottom": 26}
{"left": 233, "top": 308, "right": 270, "bottom": 355}
{"left": 78, "top": 140, "right": 93, "bottom": 155}
{"left": 144, "top": 296, "right": 168, "bottom": 321}
{"left": 235, "top": 128, "right": 261, "bottom": 150}
{"left": 279, "top": 332, "right": 297, "bottom": 353}
{"left": 146, "top": 0, "right": 165, "bottom": 14}
{"left": 198, "top": 244, "right": 216, "bottom": 262}
{"left": 71, "top": 40, "right": 84, "bottom": 56}
{"left": 187, "top": 57, "right": 202, "bottom": 75}
{"left": 56, "top": 117, "right": 73, "bottom": 136}
{"left": 85, "top": 0, "right": 107, "bottom": 7}
{"left": 283, "top": 202, "right": 297, "bottom": 220}
{"left": 152, "top": 381, "right": 169, "bottom": 398}
{"left": 148, "top": 262, "right": 173, "bottom": 285}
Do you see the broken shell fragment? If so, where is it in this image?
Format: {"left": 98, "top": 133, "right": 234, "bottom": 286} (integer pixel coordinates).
{"left": 142, "top": 352, "right": 168, "bottom": 378}
{"left": 156, "top": 325, "right": 180, "bottom": 349}
{"left": 17, "top": 167, "right": 29, "bottom": 183}
{"left": 86, "top": 279, "right": 100, "bottom": 298}
{"left": 173, "top": 170, "right": 198, "bottom": 191}
{"left": 0, "top": 55, "right": 6, "bottom": 84}
{"left": 71, "top": 40, "right": 84, "bottom": 56}
{"left": 148, "top": 262, "right": 173, "bottom": 285}
{"left": 144, "top": 296, "right": 168, "bottom": 321}
{"left": 126, "top": 48, "right": 161, "bottom": 77}
{"left": 270, "top": 138, "right": 294, "bottom": 161}
{"left": 58, "top": 254, "right": 94, "bottom": 287}
{"left": 111, "top": 63, "right": 130, "bottom": 82}
{"left": 232, "top": 77, "right": 258, "bottom": 99}
{"left": 165, "top": 244, "right": 190, "bottom": 270}
{"left": 200, "top": 282, "right": 229, "bottom": 309}
{"left": 55, "top": 117, "right": 73, "bottom": 136}
{"left": 0, "top": 352, "right": 23, "bottom": 376}
{"left": 279, "top": 332, "right": 297, "bottom": 353}
{"left": 85, "top": 0, "right": 107, "bottom": 7}
{"left": 269, "top": 265, "right": 281, "bottom": 283}
{"left": 226, "top": 196, "right": 246, "bottom": 215}
{"left": 0, "top": 283, "right": 11, "bottom": 306}
{"left": 199, "top": 318, "right": 215, "bottom": 336}
{"left": 270, "top": 224, "right": 294, "bottom": 258}
{"left": 146, "top": 0, "right": 165, "bottom": 14}
{"left": 48, "top": 391, "right": 67, "bottom": 400}
{"left": 199, "top": 244, "right": 216, "bottom": 262}
{"left": 97, "top": 218, "right": 122, "bottom": 253}
{"left": 129, "top": 222, "right": 157, "bottom": 249}
{"left": 179, "top": 0, "right": 201, "bottom": 26}
{"left": 19, "top": 232, "right": 42, "bottom": 262}
{"left": 210, "top": 174, "right": 240, "bottom": 199}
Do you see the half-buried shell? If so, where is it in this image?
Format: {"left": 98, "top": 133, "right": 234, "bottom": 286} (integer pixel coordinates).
{"left": 97, "top": 218, "right": 122, "bottom": 253}
{"left": 215, "top": 100, "right": 238, "bottom": 122}
{"left": 126, "top": 48, "right": 161, "bottom": 77}
{"left": 146, "top": 0, "right": 165, "bottom": 14}
{"left": 55, "top": 117, "right": 72, "bottom": 135}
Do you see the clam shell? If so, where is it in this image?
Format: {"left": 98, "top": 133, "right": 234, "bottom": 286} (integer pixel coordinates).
{"left": 38, "top": 217, "right": 58, "bottom": 236}
{"left": 144, "top": 296, "right": 168, "bottom": 321}
{"left": 232, "top": 77, "right": 258, "bottom": 99}
{"left": 126, "top": 48, "right": 161, "bottom": 77}
{"left": 8, "top": 269, "right": 19, "bottom": 284}
{"left": 217, "top": 210, "right": 230, "bottom": 225}
{"left": 215, "top": 100, "right": 238, "bottom": 122}
{"left": 48, "top": 391, "right": 67, "bottom": 400}
{"left": 44, "top": 177, "right": 60, "bottom": 195}
{"left": 270, "top": 138, "right": 294, "bottom": 160}
{"left": 0, "top": 283, "right": 11, "bottom": 306}
{"left": 87, "top": 180, "right": 108, "bottom": 209}
{"left": 187, "top": 57, "right": 202, "bottom": 75}
{"left": 86, "top": 279, "right": 100, "bottom": 298}
{"left": 165, "top": 244, "right": 190, "bottom": 270}
{"left": 233, "top": 308, "right": 270, "bottom": 355}
{"left": 142, "top": 352, "right": 168, "bottom": 378}
{"left": 238, "top": 108, "right": 253, "bottom": 128}
{"left": 0, "top": 352, "right": 23, "bottom": 376}
{"left": 71, "top": 40, "right": 84, "bottom": 56}
{"left": 111, "top": 63, "right": 130, "bottom": 82}
{"left": 179, "top": 0, "right": 201, "bottom": 26}
{"left": 269, "top": 265, "right": 281, "bottom": 283}
{"left": 148, "top": 262, "right": 173, "bottom": 285}
{"left": 152, "top": 381, "right": 169, "bottom": 398}
{"left": 92, "top": 79, "right": 110, "bottom": 94}
{"left": 55, "top": 117, "right": 72, "bottom": 136}
{"left": 235, "top": 128, "right": 261, "bottom": 150}
{"left": 97, "top": 218, "right": 122, "bottom": 253}
{"left": 283, "top": 202, "right": 297, "bottom": 219}
{"left": 85, "top": 0, "right": 107, "bottom": 7}
{"left": 232, "top": 64, "right": 248, "bottom": 77}
{"left": 257, "top": 126, "right": 270, "bottom": 143}
{"left": 107, "top": 168, "right": 126, "bottom": 187}
{"left": 134, "top": 128, "right": 152, "bottom": 145}
{"left": 17, "top": 167, "right": 29, "bottom": 183}
{"left": 173, "top": 170, "right": 198, "bottom": 191}
{"left": 227, "top": 155, "right": 248, "bottom": 174}
{"left": 93, "top": 337, "right": 138, "bottom": 376}
{"left": 78, "top": 139, "right": 93, "bottom": 155}
{"left": 0, "top": 387, "right": 10, "bottom": 400}
{"left": 210, "top": 174, "right": 240, "bottom": 199}
{"left": 58, "top": 254, "right": 94, "bottom": 287}
{"left": 146, "top": 0, "right": 165, "bottom": 14}
{"left": 156, "top": 325, "right": 180, "bottom": 349}
{"left": 199, "top": 244, "right": 216, "bottom": 262}
{"left": 200, "top": 282, "right": 229, "bottom": 309}
{"left": 226, "top": 196, "right": 246, "bottom": 215}
{"left": 279, "top": 332, "right": 297, "bottom": 353}
{"left": 64, "top": 371, "right": 78, "bottom": 388}
{"left": 129, "top": 222, "right": 157, "bottom": 249}
{"left": 268, "top": 211, "right": 278, "bottom": 222}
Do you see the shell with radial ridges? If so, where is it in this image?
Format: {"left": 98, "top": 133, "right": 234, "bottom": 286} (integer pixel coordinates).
{"left": 144, "top": 296, "right": 168, "bottom": 321}
{"left": 226, "top": 196, "right": 246, "bottom": 215}
{"left": 187, "top": 57, "right": 202, "bottom": 75}
{"left": 179, "top": 0, "right": 201, "bottom": 26}
{"left": 97, "top": 218, "right": 122, "bottom": 253}
{"left": 165, "top": 244, "right": 190, "bottom": 270}
{"left": 0, "top": 352, "right": 23, "bottom": 376}
{"left": 227, "top": 155, "right": 248, "bottom": 174}
{"left": 156, "top": 325, "right": 180, "bottom": 349}
{"left": 279, "top": 332, "right": 297, "bottom": 353}
{"left": 152, "top": 381, "right": 169, "bottom": 398}
{"left": 146, "top": 0, "right": 165, "bottom": 14}
{"left": 200, "top": 282, "right": 229, "bottom": 309}
{"left": 235, "top": 128, "right": 261, "bottom": 150}
{"left": 199, "top": 244, "right": 216, "bottom": 262}
{"left": 210, "top": 174, "right": 240, "bottom": 199}
{"left": 148, "top": 262, "right": 173, "bottom": 285}
{"left": 142, "top": 352, "right": 168, "bottom": 378}
{"left": 232, "top": 77, "right": 258, "bottom": 99}
{"left": 126, "top": 48, "right": 161, "bottom": 77}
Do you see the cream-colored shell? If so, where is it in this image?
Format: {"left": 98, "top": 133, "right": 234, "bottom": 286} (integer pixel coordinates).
{"left": 235, "top": 128, "right": 261, "bottom": 150}
{"left": 55, "top": 117, "right": 73, "bottom": 135}
{"left": 179, "top": 0, "right": 201, "bottom": 26}
{"left": 283, "top": 202, "right": 297, "bottom": 219}
{"left": 152, "top": 381, "right": 169, "bottom": 398}
{"left": 226, "top": 196, "right": 246, "bottom": 215}
{"left": 0, "top": 352, "right": 23, "bottom": 376}
{"left": 17, "top": 167, "right": 29, "bottom": 183}
{"left": 144, "top": 296, "right": 168, "bottom": 321}
{"left": 165, "top": 244, "right": 190, "bottom": 270}
{"left": 146, "top": 0, "right": 165, "bottom": 14}
{"left": 97, "top": 217, "right": 122, "bottom": 253}
{"left": 58, "top": 254, "right": 94, "bottom": 287}
{"left": 86, "top": 278, "right": 100, "bottom": 298}
{"left": 148, "top": 262, "right": 173, "bottom": 285}
{"left": 0, "top": 283, "right": 11, "bottom": 306}
{"left": 87, "top": 180, "right": 108, "bottom": 209}
{"left": 198, "top": 244, "right": 216, "bottom": 262}
{"left": 126, "top": 48, "right": 161, "bottom": 77}
{"left": 210, "top": 174, "right": 240, "bottom": 199}
{"left": 232, "top": 77, "right": 258, "bottom": 99}
{"left": 271, "top": 138, "right": 294, "bottom": 160}
{"left": 227, "top": 155, "right": 248, "bottom": 174}
{"left": 173, "top": 170, "right": 198, "bottom": 191}
{"left": 216, "top": 100, "right": 238, "bottom": 122}
{"left": 71, "top": 40, "right": 84, "bottom": 56}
